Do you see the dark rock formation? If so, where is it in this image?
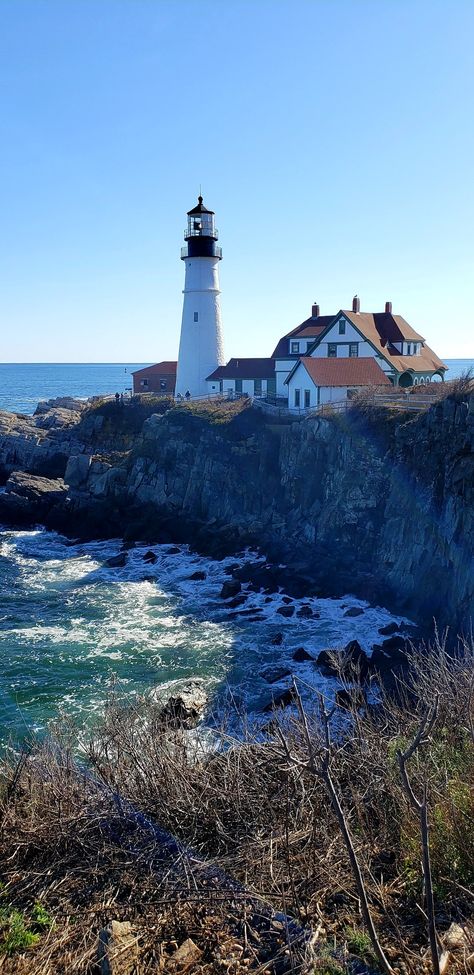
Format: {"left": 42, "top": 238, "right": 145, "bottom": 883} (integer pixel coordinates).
{"left": 292, "top": 647, "right": 315, "bottom": 662}
{"left": 220, "top": 579, "right": 242, "bottom": 599}
{"left": 0, "top": 392, "right": 472, "bottom": 633}
{"left": 150, "top": 679, "right": 208, "bottom": 729}
{"left": 276, "top": 605, "right": 295, "bottom": 618}
{"left": 105, "top": 552, "right": 128, "bottom": 568}
{"left": 261, "top": 667, "right": 292, "bottom": 684}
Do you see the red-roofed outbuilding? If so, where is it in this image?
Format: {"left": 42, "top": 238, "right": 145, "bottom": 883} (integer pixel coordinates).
{"left": 132, "top": 362, "right": 177, "bottom": 396}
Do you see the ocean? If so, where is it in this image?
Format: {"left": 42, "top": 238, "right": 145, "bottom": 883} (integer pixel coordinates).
{"left": 0, "top": 360, "right": 472, "bottom": 416}
{"left": 0, "top": 362, "right": 148, "bottom": 415}
{"left": 0, "top": 359, "right": 470, "bottom": 743}
{"left": 0, "top": 529, "right": 409, "bottom": 743}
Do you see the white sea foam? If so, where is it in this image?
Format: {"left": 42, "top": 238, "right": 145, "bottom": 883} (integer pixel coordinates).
{"left": 0, "top": 528, "right": 414, "bottom": 740}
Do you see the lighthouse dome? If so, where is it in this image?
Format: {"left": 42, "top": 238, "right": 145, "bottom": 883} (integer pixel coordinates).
{"left": 185, "top": 196, "right": 218, "bottom": 241}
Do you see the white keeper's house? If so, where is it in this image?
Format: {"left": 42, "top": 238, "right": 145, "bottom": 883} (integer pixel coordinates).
{"left": 207, "top": 296, "right": 447, "bottom": 407}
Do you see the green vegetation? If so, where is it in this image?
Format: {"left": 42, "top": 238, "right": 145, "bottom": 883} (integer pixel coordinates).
{"left": 170, "top": 395, "right": 251, "bottom": 424}
{"left": 0, "top": 907, "right": 40, "bottom": 957}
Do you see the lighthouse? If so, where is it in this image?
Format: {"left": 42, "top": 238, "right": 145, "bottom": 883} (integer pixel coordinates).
{"left": 175, "top": 196, "right": 225, "bottom": 397}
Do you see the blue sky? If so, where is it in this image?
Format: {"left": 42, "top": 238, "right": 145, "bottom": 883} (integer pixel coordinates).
{"left": 1, "top": 0, "right": 473, "bottom": 362}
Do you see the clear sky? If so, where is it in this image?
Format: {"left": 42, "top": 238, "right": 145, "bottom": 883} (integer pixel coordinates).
{"left": 1, "top": 0, "right": 473, "bottom": 362}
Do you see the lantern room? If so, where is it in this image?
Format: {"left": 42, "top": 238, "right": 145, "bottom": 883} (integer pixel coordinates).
{"left": 185, "top": 196, "right": 218, "bottom": 240}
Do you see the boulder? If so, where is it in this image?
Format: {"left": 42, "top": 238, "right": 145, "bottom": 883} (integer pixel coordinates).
{"left": 262, "top": 686, "right": 297, "bottom": 712}
{"left": 261, "top": 666, "right": 292, "bottom": 684}
{"left": 276, "top": 605, "right": 295, "bottom": 618}
{"left": 343, "top": 606, "right": 364, "bottom": 618}
{"left": 168, "top": 938, "right": 202, "bottom": 971}
{"left": 166, "top": 546, "right": 181, "bottom": 555}
{"left": 97, "top": 920, "right": 138, "bottom": 975}
{"left": 271, "top": 632, "right": 283, "bottom": 646}
{"left": 188, "top": 570, "right": 206, "bottom": 581}
{"left": 317, "top": 640, "right": 369, "bottom": 680}
{"left": 105, "top": 552, "right": 128, "bottom": 568}
{"left": 378, "top": 621, "right": 401, "bottom": 636}
{"left": 152, "top": 679, "right": 208, "bottom": 729}
{"left": 292, "top": 647, "right": 315, "bottom": 663}
{"left": 0, "top": 471, "right": 67, "bottom": 525}
{"left": 143, "top": 550, "right": 158, "bottom": 564}
{"left": 281, "top": 595, "right": 293, "bottom": 605}
{"left": 220, "top": 579, "right": 242, "bottom": 599}
{"left": 297, "top": 605, "right": 313, "bottom": 618}
{"left": 226, "top": 594, "right": 248, "bottom": 608}
{"left": 64, "top": 452, "right": 91, "bottom": 489}
{"left": 335, "top": 688, "right": 366, "bottom": 710}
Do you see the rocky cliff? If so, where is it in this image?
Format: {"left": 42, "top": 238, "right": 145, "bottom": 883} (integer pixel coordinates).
{"left": 0, "top": 393, "right": 472, "bottom": 633}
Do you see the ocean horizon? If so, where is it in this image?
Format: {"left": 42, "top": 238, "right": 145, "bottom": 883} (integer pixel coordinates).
{"left": 0, "top": 359, "right": 472, "bottom": 416}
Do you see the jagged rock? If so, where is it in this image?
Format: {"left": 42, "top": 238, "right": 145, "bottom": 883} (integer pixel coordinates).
{"left": 335, "top": 688, "right": 366, "bottom": 710}
{"left": 0, "top": 471, "right": 67, "bottom": 525}
{"left": 297, "top": 605, "right": 313, "bottom": 618}
{"left": 343, "top": 606, "right": 365, "bottom": 618}
{"left": 151, "top": 679, "right": 208, "bottom": 729}
{"left": 166, "top": 546, "right": 181, "bottom": 555}
{"left": 105, "top": 552, "right": 128, "bottom": 568}
{"left": 276, "top": 605, "right": 295, "bottom": 618}
{"left": 188, "top": 570, "right": 206, "bottom": 581}
{"left": 167, "top": 938, "right": 202, "bottom": 971}
{"left": 261, "top": 666, "right": 292, "bottom": 684}
{"left": 292, "top": 647, "right": 315, "bottom": 662}
{"left": 64, "top": 452, "right": 91, "bottom": 488}
{"left": 262, "top": 686, "right": 297, "bottom": 712}
{"left": 220, "top": 579, "right": 241, "bottom": 599}
{"left": 226, "top": 593, "right": 248, "bottom": 608}
{"left": 97, "top": 920, "right": 138, "bottom": 975}
{"left": 282, "top": 595, "right": 293, "bottom": 605}
{"left": 317, "top": 640, "right": 369, "bottom": 680}
{"left": 143, "top": 550, "right": 158, "bottom": 563}
{"left": 35, "top": 396, "right": 84, "bottom": 415}
{"left": 378, "top": 621, "right": 401, "bottom": 636}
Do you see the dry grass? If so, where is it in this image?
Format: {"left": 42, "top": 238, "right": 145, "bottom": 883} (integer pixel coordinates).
{"left": 1, "top": 635, "right": 473, "bottom": 973}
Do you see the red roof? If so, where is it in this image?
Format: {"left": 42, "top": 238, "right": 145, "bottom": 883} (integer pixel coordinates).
{"left": 206, "top": 358, "right": 275, "bottom": 381}
{"left": 288, "top": 357, "right": 391, "bottom": 387}
{"left": 271, "top": 315, "right": 335, "bottom": 358}
{"left": 132, "top": 362, "right": 177, "bottom": 377}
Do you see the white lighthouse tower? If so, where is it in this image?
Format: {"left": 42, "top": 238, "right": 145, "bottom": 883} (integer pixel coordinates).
{"left": 175, "top": 196, "right": 225, "bottom": 397}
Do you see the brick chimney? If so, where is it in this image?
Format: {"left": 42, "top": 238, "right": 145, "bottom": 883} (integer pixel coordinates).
{"left": 385, "top": 301, "right": 392, "bottom": 314}
{"left": 352, "top": 295, "right": 360, "bottom": 313}
{"left": 312, "top": 303, "right": 320, "bottom": 317}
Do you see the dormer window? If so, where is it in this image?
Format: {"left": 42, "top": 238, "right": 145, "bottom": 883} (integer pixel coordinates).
{"left": 339, "top": 319, "right": 346, "bottom": 335}
{"left": 291, "top": 341, "right": 300, "bottom": 354}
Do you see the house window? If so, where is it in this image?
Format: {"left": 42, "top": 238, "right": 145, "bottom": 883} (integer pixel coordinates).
{"left": 338, "top": 319, "right": 346, "bottom": 335}
{"left": 235, "top": 379, "right": 243, "bottom": 393}
{"left": 141, "top": 379, "right": 149, "bottom": 387}
{"left": 349, "top": 344, "right": 358, "bottom": 357}
{"left": 304, "top": 389, "right": 310, "bottom": 408}
{"left": 160, "top": 380, "right": 167, "bottom": 390}
{"left": 328, "top": 344, "right": 337, "bottom": 357}
{"left": 291, "top": 341, "right": 300, "bottom": 354}
{"left": 294, "top": 389, "right": 301, "bottom": 408}
{"left": 254, "top": 378, "right": 262, "bottom": 396}
{"left": 407, "top": 343, "right": 412, "bottom": 355}
{"left": 194, "top": 312, "right": 199, "bottom": 322}
{"left": 306, "top": 341, "right": 313, "bottom": 351}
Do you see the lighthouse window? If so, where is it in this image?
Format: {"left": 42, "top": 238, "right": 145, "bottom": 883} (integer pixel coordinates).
{"left": 194, "top": 312, "right": 199, "bottom": 322}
